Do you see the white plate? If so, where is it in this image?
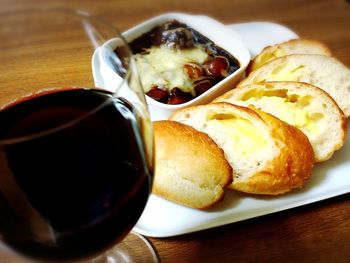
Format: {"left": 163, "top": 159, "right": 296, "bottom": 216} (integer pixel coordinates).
{"left": 229, "top": 21, "right": 298, "bottom": 57}
{"left": 132, "top": 21, "right": 350, "bottom": 238}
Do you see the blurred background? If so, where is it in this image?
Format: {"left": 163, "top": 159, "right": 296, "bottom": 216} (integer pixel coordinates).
{"left": 1, "top": 0, "right": 349, "bottom": 67}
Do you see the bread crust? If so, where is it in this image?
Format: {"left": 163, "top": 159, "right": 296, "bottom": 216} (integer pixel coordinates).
{"left": 233, "top": 107, "right": 315, "bottom": 195}
{"left": 171, "top": 102, "right": 315, "bottom": 195}
{"left": 153, "top": 120, "right": 232, "bottom": 209}
{"left": 247, "top": 38, "right": 332, "bottom": 74}
{"left": 239, "top": 54, "right": 350, "bottom": 118}
{"left": 214, "top": 81, "right": 347, "bottom": 162}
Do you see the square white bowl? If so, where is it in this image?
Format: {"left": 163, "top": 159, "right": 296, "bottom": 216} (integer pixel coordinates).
{"left": 92, "top": 12, "right": 251, "bottom": 120}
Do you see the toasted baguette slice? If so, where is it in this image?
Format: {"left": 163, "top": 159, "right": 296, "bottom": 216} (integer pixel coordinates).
{"left": 153, "top": 120, "right": 232, "bottom": 209}
{"left": 170, "top": 103, "right": 314, "bottom": 195}
{"left": 247, "top": 39, "right": 331, "bottom": 74}
{"left": 214, "top": 81, "right": 347, "bottom": 162}
{"left": 239, "top": 54, "right": 350, "bottom": 117}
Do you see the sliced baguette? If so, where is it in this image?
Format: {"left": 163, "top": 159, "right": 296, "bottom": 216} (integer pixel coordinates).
{"left": 247, "top": 39, "right": 331, "bottom": 74}
{"left": 170, "top": 103, "right": 314, "bottom": 195}
{"left": 214, "top": 81, "right": 347, "bottom": 162}
{"left": 239, "top": 54, "right": 350, "bottom": 117}
{"left": 153, "top": 120, "right": 232, "bottom": 209}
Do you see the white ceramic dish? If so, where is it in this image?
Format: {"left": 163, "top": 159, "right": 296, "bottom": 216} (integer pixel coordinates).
{"left": 92, "top": 13, "right": 250, "bottom": 120}
{"left": 131, "top": 22, "right": 350, "bottom": 238}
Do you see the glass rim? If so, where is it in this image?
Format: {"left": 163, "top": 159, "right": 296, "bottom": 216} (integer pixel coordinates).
{"left": 0, "top": 7, "right": 135, "bottom": 145}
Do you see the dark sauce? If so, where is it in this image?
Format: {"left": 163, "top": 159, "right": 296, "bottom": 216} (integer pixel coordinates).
{"left": 116, "top": 20, "right": 240, "bottom": 105}
{"left": 0, "top": 88, "right": 152, "bottom": 261}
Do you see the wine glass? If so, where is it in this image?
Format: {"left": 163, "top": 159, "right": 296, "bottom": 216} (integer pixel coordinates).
{"left": 0, "top": 7, "right": 157, "bottom": 262}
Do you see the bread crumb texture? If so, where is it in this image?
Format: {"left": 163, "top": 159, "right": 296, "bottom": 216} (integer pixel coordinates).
{"left": 171, "top": 103, "right": 315, "bottom": 195}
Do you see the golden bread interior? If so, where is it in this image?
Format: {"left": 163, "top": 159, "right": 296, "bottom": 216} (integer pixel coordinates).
{"left": 238, "top": 86, "right": 325, "bottom": 140}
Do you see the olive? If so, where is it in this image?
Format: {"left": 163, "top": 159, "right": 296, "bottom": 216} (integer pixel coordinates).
{"left": 194, "top": 79, "right": 213, "bottom": 96}
{"left": 146, "top": 87, "right": 168, "bottom": 102}
{"left": 168, "top": 88, "right": 193, "bottom": 104}
{"left": 205, "top": 56, "right": 230, "bottom": 77}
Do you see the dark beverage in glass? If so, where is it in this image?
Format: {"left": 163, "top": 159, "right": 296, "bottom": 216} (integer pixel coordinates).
{"left": 0, "top": 88, "right": 153, "bottom": 261}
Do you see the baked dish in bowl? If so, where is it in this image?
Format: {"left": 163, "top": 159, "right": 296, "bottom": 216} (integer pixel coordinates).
{"left": 92, "top": 12, "right": 250, "bottom": 120}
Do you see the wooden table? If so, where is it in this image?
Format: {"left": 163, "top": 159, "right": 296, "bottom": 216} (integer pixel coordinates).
{"left": 1, "top": 0, "right": 350, "bottom": 262}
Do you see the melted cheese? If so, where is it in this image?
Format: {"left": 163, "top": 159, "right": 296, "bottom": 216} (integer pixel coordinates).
{"left": 249, "top": 97, "right": 312, "bottom": 125}
{"left": 134, "top": 45, "right": 208, "bottom": 93}
{"left": 240, "top": 92, "right": 325, "bottom": 139}
{"left": 254, "top": 47, "right": 286, "bottom": 69}
{"left": 208, "top": 114, "right": 267, "bottom": 156}
{"left": 269, "top": 64, "right": 306, "bottom": 82}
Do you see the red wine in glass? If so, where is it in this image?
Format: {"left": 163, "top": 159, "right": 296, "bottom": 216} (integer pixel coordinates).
{"left": 0, "top": 88, "right": 153, "bottom": 261}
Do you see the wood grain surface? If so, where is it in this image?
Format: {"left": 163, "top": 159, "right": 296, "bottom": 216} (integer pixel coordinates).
{"left": 0, "top": 0, "right": 350, "bottom": 262}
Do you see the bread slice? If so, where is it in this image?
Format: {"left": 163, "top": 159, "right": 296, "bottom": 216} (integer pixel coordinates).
{"left": 247, "top": 39, "right": 331, "bottom": 74}
{"left": 214, "top": 81, "right": 347, "bottom": 162}
{"left": 153, "top": 120, "right": 232, "bottom": 209}
{"left": 239, "top": 54, "right": 350, "bottom": 117}
{"left": 170, "top": 103, "right": 314, "bottom": 195}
